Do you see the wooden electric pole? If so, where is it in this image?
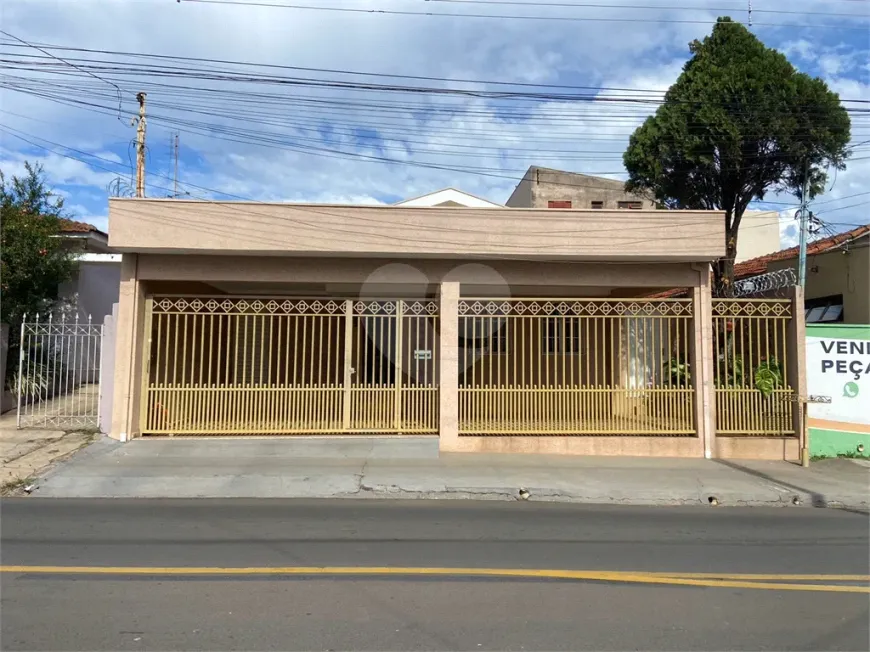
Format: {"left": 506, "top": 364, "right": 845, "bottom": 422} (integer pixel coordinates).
{"left": 135, "top": 92, "right": 147, "bottom": 198}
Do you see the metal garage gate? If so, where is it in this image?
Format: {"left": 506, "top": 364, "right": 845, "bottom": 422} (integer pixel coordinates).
{"left": 140, "top": 296, "right": 439, "bottom": 435}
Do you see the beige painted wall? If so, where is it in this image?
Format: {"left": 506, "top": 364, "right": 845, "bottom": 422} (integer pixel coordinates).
{"left": 135, "top": 255, "right": 703, "bottom": 290}
{"left": 766, "top": 239, "right": 869, "bottom": 324}
{"left": 737, "top": 211, "right": 782, "bottom": 262}
{"left": 109, "top": 199, "right": 725, "bottom": 261}
{"left": 504, "top": 169, "right": 534, "bottom": 207}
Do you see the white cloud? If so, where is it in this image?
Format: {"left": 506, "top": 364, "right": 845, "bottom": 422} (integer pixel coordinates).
{"left": 780, "top": 39, "right": 815, "bottom": 61}
{"left": 0, "top": 0, "right": 867, "bottom": 231}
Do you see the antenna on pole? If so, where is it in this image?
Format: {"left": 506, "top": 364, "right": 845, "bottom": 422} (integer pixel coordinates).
{"left": 748, "top": 0, "right": 752, "bottom": 26}
{"left": 134, "top": 92, "right": 147, "bottom": 198}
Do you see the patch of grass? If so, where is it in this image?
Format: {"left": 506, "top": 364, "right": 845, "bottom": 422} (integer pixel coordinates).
{"left": 0, "top": 477, "right": 32, "bottom": 496}
{"left": 811, "top": 451, "right": 870, "bottom": 461}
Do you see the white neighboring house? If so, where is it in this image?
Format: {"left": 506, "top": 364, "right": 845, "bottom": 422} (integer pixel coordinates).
{"left": 737, "top": 210, "right": 782, "bottom": 263}
{"left": 394, "top": 188, "right": 503, "bottom": 208}
{"left": 57, "top": 219, "right": 121, "bottom": 323}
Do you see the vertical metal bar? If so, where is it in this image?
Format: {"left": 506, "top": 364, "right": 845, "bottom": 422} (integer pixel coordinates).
{"left": 16, "top": 316, "right": 26, "bottom": 428}
{"left": 521, "top": 314, "right": 526, "bottom": 431}
{"left": 47, "top": 312, "right": 56, "bottom": 424}
{"left": 342, "top": 301, "right": 353, "bottom": 430}
{"left": 69, "top": 314, "right": 78, "bottom": 421}
{"left": 173, "top": 312, "right": 182, "bottom": 389}
{"left": 394, "top": 301, "right": 404, "bottom": 430}
{"left": 94, "top": 320, "right": 104, "bottom": 429}
{"left": 139, "top": 298, "right": 154, "bottom": 435}
{"left": 39, "top": 313, "right": 48, "bottom": 426}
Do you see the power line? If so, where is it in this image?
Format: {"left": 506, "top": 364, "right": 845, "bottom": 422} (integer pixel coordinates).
{"left": 7, "top": 82, "right": 859, "bottom": 203}
{"left": 0, "top": 123, "right": 796, "bottom": 243}
{"left": 3, "top": 80, "right": 864, "bottom": 214}
{"left": 3, "top": 40, "right": 869, "bottom": 110}
{"left": 428, "top": 0, "right": 870, "bottom": 19}
{"left": 0, "top": 30, "right": 126, "bottom": 121}
{"left": 815, "top": 200, "right": 870, "bottom": 216}
{"left": 812, "top": 190, "right": 870, "bottom": 207}
{"left": 2, "top": 42, "right": 868, "bottom": 113}
{"left": 178, "top": 0, "right": 870, "bottom": 29}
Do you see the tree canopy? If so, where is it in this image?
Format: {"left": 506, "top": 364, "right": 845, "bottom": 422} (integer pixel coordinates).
{"left": 623, "top": 17, "right": 851, "bottom": 294}
{"left": 1, "top": 161, "right": 75, "bottom": 330}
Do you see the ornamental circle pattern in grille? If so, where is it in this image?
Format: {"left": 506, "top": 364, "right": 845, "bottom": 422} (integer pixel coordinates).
{"left": 152, "top": 297, "right": 439, "bottom": 316}
{"left": 712, "top": 299, "right": 791, "bottom": 318}
{"left": 458, "top": 299, "right": 693, "bottom": 317}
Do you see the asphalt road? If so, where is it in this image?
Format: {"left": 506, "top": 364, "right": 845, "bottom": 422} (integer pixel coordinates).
{"left": 1, "top": 499, "right": 868, "bottom": 651}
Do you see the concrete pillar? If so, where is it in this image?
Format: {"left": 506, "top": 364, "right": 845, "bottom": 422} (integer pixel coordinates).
{"left": 98, "top": 304, "right": 119, "bottom": 434}
{"left": 438, "top": 281, "right": 460, "bottom": 452}
{"left": 110, "top": 254, "right": 146, "bottom": 441}
{"left": 691, "top": 266, "right": 715, "bottom": 458}
{"left": 786, "top": 285, "right": 807, "bottom": 457}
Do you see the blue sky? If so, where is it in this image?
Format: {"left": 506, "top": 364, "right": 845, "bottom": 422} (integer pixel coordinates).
{"left": 0, "top": 0, "right": 868, "bottom": 249}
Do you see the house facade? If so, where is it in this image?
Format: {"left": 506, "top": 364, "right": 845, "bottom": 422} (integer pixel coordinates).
{"left": 57, "top": 219, "right": 121, "bottom": 323}
{"left": 505, "top": 166, "right": 656, "bottom": 211}
{"left": 106, "top": 198, "right": 806, "bottom": 460}
{"left": 505, "top": 167, "right": 781, "bottom": 262}
{"left": 735, "top": 225, "right": 869, "bottom": 325}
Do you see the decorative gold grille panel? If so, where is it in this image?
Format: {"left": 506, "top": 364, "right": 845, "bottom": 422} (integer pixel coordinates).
{"left": 712, "top": 299, "right": 794, "bottom": 436}
{"left": 141, "top": 297, "right": 438, "bottom": 435}
{"left": 457, "top": 299, "right": 695, "bottom": 436}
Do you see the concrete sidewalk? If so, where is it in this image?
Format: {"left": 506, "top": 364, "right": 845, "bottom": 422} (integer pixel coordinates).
{"left": 0, "top": 407, "right": 96, "bottom": 493}
{"left": 30, "top": 436, "right": 870, "bottom": 507}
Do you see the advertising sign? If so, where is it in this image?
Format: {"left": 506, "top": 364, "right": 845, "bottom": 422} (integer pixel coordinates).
{"left": 805, "top": 324, "right": 870, "bottom": 455}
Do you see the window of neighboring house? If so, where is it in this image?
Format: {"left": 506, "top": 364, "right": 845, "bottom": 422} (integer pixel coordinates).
{"left": 590, "top": 201, "right": 604, "bottom": 209}
{"left": 617, "top": 200, "right": 643, "bottom": 209}
{"left": 805, "top": 294, "right": 844, "bottom": 323}
{"left": 548, "top": 200, "right": 572, "bottom": 209}
{"left": 460, "top": 317, "right": 509, "bottom": 354}
{"left": 544, "top": 314, "right": 581, "bottom": 354}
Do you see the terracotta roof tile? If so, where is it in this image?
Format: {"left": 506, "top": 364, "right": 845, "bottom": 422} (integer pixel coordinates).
{"left": 733, "top": 223, "right": 870, "bottom": 280}
{"left": 644, "top": 224, "right": 869, "bottom": 299}
{"left": 58, "top": 218, "right": 106, "bottom": 236}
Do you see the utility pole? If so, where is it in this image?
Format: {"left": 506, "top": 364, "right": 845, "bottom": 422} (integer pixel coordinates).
{"left": 797, "top": 158, "right": 810, "bottom": 288}
{"left": 135, "top": 92, "right": 147, "bottom": 198}
{"left": 173, "top": 133, "right": 179, "bottom": 199}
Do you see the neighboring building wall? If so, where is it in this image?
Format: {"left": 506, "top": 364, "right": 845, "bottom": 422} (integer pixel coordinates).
{"left": 736, "top": 211, "right": 781, "bottom": 262}
{"left": 396, "top": 188, "right": 502, "bottom": 208}
{"left": 765, "top": 238, "right": 869, "bottom": 325}
{"left": 59, "top": 258, "right": 122, "bottom": 323}
{"left": 504, "top": 170, "right": 534, "bottom": 207}
{"left": 505, "top": 166, "right": 655, "bottom": 210}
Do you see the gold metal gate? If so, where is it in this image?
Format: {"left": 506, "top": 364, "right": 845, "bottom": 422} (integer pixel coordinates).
{"left": 457, "top": 298, "right": 695, "bottom": 435}
{"left": 140, "top": 296, "right": 438, "bottom": 435}
{"left": 712, "top": 299, "right": 794, "bottom": 435}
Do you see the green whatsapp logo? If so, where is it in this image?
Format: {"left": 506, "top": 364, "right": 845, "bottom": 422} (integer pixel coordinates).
{"left": 843, "top": 382, "right": 860, "bottom": 398}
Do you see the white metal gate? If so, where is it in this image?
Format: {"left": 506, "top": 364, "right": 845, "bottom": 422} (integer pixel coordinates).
{"left": 16, "top": 314, "right": 104, "bottom": 429}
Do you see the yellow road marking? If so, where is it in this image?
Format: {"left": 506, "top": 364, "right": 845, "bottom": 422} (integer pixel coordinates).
{"left": 649, "top": 572, "right": 870, "bottom": 581}
{"left": 1, "top": 566, "right": 868, "bottom": 593}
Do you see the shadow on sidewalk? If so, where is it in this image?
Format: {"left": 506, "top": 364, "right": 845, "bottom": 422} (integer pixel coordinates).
{"left": 713, "top": 459, "right": 869, "bottom": 515}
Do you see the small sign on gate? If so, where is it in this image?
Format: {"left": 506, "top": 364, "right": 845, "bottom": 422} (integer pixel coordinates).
{"left": 414, "top": 349, "right": 432, "bottom": 361}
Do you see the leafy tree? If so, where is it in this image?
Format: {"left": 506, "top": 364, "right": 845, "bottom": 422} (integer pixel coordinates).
{"left": 623, "top": 17, "right": 851, "bottom": 294}
{"left": 1, "top": 162, "right": 76, "bottom": 387}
